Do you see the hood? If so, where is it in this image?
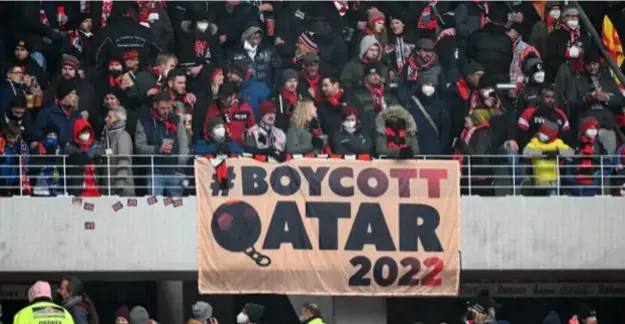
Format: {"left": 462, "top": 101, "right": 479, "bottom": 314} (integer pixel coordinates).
{"left": 359, "top": 35, "right": 381, "bottom": 60}
{"left": 73, "top": 119, "right": 95, "bottom": 146}
{"left": 375, "top": 105, "right": 417, "bottom": 135}
{"left": 62, "top": 295, "right": 84, "bottom": 309}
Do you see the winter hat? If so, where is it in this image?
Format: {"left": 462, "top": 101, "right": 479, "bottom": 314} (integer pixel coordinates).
{"left": 28, "top": 281, "right": 52, "bottom": 302}
{"left": 302, "top": 52, "right": 320, "bottom": 65}
{"left": 123, "top": 49, "right": 139, "bottom": 61}
{"left": 207, "top": 116, "right": 225, "bottom": 133}
{"left": 440, "top": 11, "right": 457, "bottom": 29}
{"left": 228, "top": 61, "right": 249, "bottom": 79}
{"left": 489, "top": 9, "right": 508, "bottom": 24}
{"left": 359, "top": 35, "right": 381, "bottom": 59}
{"left": 241, "top": 25, "right": 263, "bottom": 44}
{"left": 259, "top": 101, "right": 277, "bottom": 120}
{"left": 15, "top": 39, "right": 30, "bottom": 52}
{"left": 62, "top": 54, "right": 81, "bottom": 71}
{"left": 417, "top": 73, "right": 439, "bottom": 87}
{"left": 580, "top": 116, "right": 600, "bottom": 133}
{"left": 522, "top": 55, "right": 544, "bottom": 76}
{"left": 57, "top": 79, "right": 77, "bottom": 100}
{"left": 478, "top": 74, "right": 497, "bottom": 90}
{"left": 129, "top": 306, "right": 150, "bottom": 324}
{"left": 542, "top": 310, "right": 562, "bottom": 324}
{"left": 539, "top": 120, "right": 559, "bottom": 138}
{"left": 342, "top": 105, "right": 359, "bottom": 120}
{"left": 9, "top": 96, "right": 27, "bottom": 108}
{"left": 243, "top": 303, "right": 265, "bottom": 323}
{"left": 44, "top": 123, "right": 60, "bottom": 136}
{"left": 191, "top": 301, "right": 213, "bottom": 321}
{"left": 416, "top": 38, "right": 435, "bottom": 51}
{"left": 363, "top": 61, "right": 382, "bottom": 76}
{"left": 218, "top": 82, "right": 237, "bottom": 98}
{"left": 115, "top": 306, "right": 131, "bottom": 322}
{"left": 368, "top": 7, "right": 385, "bottom": 25}
{"left": 282, "top": 69, "right": 298, "bottom": 84}
{"left": 576, "top": 303, "right": 596, "bottom": 321}
{"left": 463, "top": 60, "right": 484, "bottom": 76}
{"left": 561, "top": 4, "right": 579, "bottom": 18}
{"left": 298, "top": 31, "right": 319, "bottom": 53}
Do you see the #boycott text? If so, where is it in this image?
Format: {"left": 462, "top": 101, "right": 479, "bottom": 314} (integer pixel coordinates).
{"left": 195, "top": 158, "right": 460, "bottom": 296}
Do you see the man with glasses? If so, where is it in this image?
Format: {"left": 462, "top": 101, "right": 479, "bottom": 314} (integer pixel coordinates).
{"left": 517, "top": 85, "right": 571, "bottom": 148}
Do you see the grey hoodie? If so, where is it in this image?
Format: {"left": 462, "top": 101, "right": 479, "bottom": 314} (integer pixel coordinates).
{"left": 340, "top": 36, "right": 388, "bottom": 89}
{"left": 102, "top": 121, "right": 135, "bottom": 196}
{"left": 374, "top": 105, "right": 420, "bottom": 157}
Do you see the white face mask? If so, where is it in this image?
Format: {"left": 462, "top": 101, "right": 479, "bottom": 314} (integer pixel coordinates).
{"left": 585, "top": 128, "right": 598, "bottom": 138}
{"left": 197, "top": 22, "right": 209, "bottom": 32}
{"left": 533, "top": 71, "right": 545, "bottom": 83}
{"left": 549, "top": 9, "right": 561, "bottom": 20}
{"left": 538, "top": 132, "right": 550, "bottom": 142}
{"left": 421, "top": 85, "right": 435, "bottom": 97}
{"left": 79, "top": 132, "right": 90, "bottom": 142}
{"left": 342, "top": 120, "right": 356, "bottom": 133}
{"left": 236, "top": 313, "right": 248, "bottom": 324}
{"left": 212, "top": 126, "right": 226, "bottom": 139}
{"left": 566, "top": 19, "right": 579, "bottom": 29}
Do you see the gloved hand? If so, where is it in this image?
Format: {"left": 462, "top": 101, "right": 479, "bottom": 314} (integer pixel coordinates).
{"left": 257, "top": 133, "right": 267, "bottom": 145}
{"left": 399, "top": 147, "right": 414, "bottom": 159}
{"left": 311, "top": 136, "right": 324, "bottom": 149}
{"left": 544, "top": 150, "right": 559, "bottom": 159}
{"left": 270, "top": 149, "right": 287, "bottom": 162}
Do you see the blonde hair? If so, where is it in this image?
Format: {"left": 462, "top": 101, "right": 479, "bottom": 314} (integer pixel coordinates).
{"left": 290, "top": 98, "right": 316, "bottom": 128}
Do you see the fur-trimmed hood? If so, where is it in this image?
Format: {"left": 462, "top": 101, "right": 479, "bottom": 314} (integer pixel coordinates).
{"left": 374, "top": 105, "right": 417, "bottom": 135}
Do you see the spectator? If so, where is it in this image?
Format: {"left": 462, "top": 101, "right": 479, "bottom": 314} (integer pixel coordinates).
{"left": 102, "top": 106, "right": 134, "bottom": 197}
{"left": 122, "top": 49, "right": 159, "bottom": 103}
{"left": 214, "top": 2, "right": 258, "bottom": 52}
{"left": 529, "top": 2, "right": 561, "bottom": 57}
{"left": 177, "top": 8, "right": 222, "bottom": 68}
{"left": 572, "top": 304, "right": 597, "bottom": 324}
{"left": 508, "top": 23, "right": 540, "bottom": 84}
{"left": 358, "top": 8, "right": 388, "bottom": 52}
{"left": 245, "top": 101, "right": 287, "bottom": 156}
{"left": 58, "top": 276, "right": 99, "bottom": 324}
{"left": 31, "top": 123, "right": 64, "bottom": 196}
{"left": 317, "top": 75, "right": 351, "bottom": 139}
{"left": 341, "top": 35, "right": 387, "bottom": 89}
{"left": 35, "top": 79, "right": 82, "bottom": 146}
{"left": 330, "top": 105, "right": 372, "bottom": 155}
{"left": 434, "top": 12, "right": 461, "bottom": 84}
{"left": 570, "top": 116, "right": 608, "bottom": 196}
{"left": 566, "top": 51, "right": 624, "bottom": 154}
{"left": 12, "top": 39, "right": 48, "bottom": 87}
{"left": 14, "top": 282, "right": 73, "bottom": 324}
{"left": 65, "top": 14, "right": 96, "bottom": 70}
{"left": 227, "top": 61, "right": 271, "bottom": 119}
{"left": 542, "top": 311, "right": 562, "bottom": 324}
{"left": 350, "top": 61, "right": 399, "bottom": 139}
{"left": 236, "top": 303, "right": 264, "bottom": 324}
{"left": 94, "top": 57, "right": 125, "bottom": 102}
{"left": 518, "top": 85, "right": 571, "bottom": 149}
{"left": 406, "top": 73, "right": 451, "bottom": 156}
{"left": 43, "top": 55, "right": 96, "bottom": 119}
{"left": 465, "top": 10, "right": 513, "bottom": 84}
{"left": 228, "top": 23, "right": 281, "bottom": 90}
{"left": 453, "top": 112, "right": 493, "bottom": 196}
{"left": 401, "top": 38, "right": 446, "bottom": 99}
{"left": 129, "top": 306, "right": 156, "bottom": 324}
{"left": 189, "top": 301, "right": 214, "bottom": 324}
{"left": 209, "top": 67, "right": 225, "bottom": 101}
{"left": 195, "top": 116, "right": 244, "bottom": 155}
{"left": 1, "top": 96, "right": 35, "bottom": 145}
{"left": 272, "top": 69, "right": 302, "bottom": 132}
{"left": 447, "top": 61, "right": 484, "bottom": 140}
{"left": 298, "top": 53, "right": 323, "bottom": 104}
{"left": 374, "top": 105, "right": 419, "bottom": 158}
{"left": 299, "top": 302, "right": 326, "bottom": 324}
{"left": 286, "top": 98, "right": 330, "bottom": 154}
{"left": 522, "top": 120, "right": 574, "bottom": 196}
{"left": 135, "top": 92, "right": 189, "bottom": 197}
{"left": 205, "top": 82, "right": 256, "bottom": 146}
{"left": 65, "top": 119, "right": 104, "bottom": 197}
{"left": 517, "top": 54, "right": 548, "bottom": 110}
{"left": 149, "top": 52, "right": 178, "bottom": 94}
{"left": 114, "top": 306, "right": 130, "bottom": 324}
{"left": 178, "top": 52, "right": 214, "bottom": 101}
{"left": 165, "top": 68, "right": 195, "bottom": 142}
{"left": 387, "top": 12, "right": 417, "bottom": 76}
{"left": 0, "top": 123, "right": 30, "bottom": 196}
{"left": 0, "top": 63, "right": 27, "bottom": 112}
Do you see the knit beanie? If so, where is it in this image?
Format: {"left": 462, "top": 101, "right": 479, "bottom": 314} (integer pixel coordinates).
{"left": 368, "top": 8, "right": 385, "bottom": 25}
{"left": 57, "top": 79, "right": 77, "bottom": 100}
{"left": 282, "top": 69, "right": 298, "bottom": 84}
{"left": 417, "top": 73, "right": 439, "bottom": 87}
{"left": 191, "top": 301, "right": 213, "bottom": 321}
{"left": 115, "top": 306, "right": 131, "bottom": 322}
{"left": 259, "top": 101, "right": 277, "bottom": 120}
{"left": 522, "top": 56, "right": 544, "bottom": 76}
{"left": 62, "top": 54, "right": 81, "bottom": 71}
{"left": 539, "top": 120, "right": 560, "bottom": 138}
{"left": 342, "top": 105, "right": 359, "bottom": 120}
{"left": 561, "top": 4, "right": 579, "bottom": 18}
{"left": 28, "top": 281, "right": 52, "bottom": 302}
{"left": 302, "top": 52, "right": 320, "bottom": 65}
{"left": 580, "top": 116, "right": 599, "bottom": 133}
{"left": 463, "top": 60, "right": 484, "bottom": 76}
{"left": 44, "top": 123, "right": 60, "bottom": 136}
{"left": 130, "top": 306, "right": 150, "bottom": 324}
{"left": 298, "top": 31, "right": 319, "bottom": 53}
{"left": 243, "top": 303, "right": 265, "bottom": 323}
{"left": 228, "top": 61, "right": 249, "bottom": 79}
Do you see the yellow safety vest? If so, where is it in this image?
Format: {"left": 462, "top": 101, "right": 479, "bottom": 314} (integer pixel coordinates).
{"left": 13, "top": 301, "right": 75, "bottom": 324}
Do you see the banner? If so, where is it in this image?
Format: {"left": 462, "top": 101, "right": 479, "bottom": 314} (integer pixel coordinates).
{"left": 195, "top": 157, "right": 460, "bottom": 296}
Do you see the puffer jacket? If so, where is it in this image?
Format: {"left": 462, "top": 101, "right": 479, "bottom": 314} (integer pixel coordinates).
{"left": 102, "top": 122, "right": 134, "bottom": 196}
{"left": 340, "top": 36, "right": 388, "bottom": 90}
{"left": 466, "top": 22, "right": 513, "bottom": 84}
{"left": 373, "top": 105, "right": 420, "bottom": 157}
{"left": 229, "top": 42, "right": 282, "bottom": 90}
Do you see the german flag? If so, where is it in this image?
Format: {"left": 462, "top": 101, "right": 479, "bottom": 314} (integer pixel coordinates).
{"left": 602, "top": 15, "right": 625, "bottom": 86}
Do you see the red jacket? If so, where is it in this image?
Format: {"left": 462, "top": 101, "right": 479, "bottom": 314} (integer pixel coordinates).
{"left": 205, "top": 101, "right": 255, "bottom": 145}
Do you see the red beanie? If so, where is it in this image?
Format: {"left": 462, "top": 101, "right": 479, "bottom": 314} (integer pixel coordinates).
{"left": 259, "top": 101, "right": 277, "bottom": 120}
{"left": 368, "top": 8, "right": 385, "bottom": 26}
{"left": 342, "top": 105, "right": 359, "bottom": 120}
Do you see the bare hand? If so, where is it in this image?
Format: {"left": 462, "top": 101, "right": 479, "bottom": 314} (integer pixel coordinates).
{"left": 385, "top": 45, "right": 395, "bottom": 54}
{"left": 208, "top": 317, "right": 219, "bottom": 324}
{"left": 185, "top": 93, "right": 197, "bottom": 104}
{"left": 81, "top": 111, "right": 89, "bottom": 120}
{"left": 513, "top": 12, "right": 524, "bottom": 23}
{"left": 219, "top": 35, "right": 227, "bottom": 44}
{"left": 23, "top": 75, "right": 33, "bottom": 88}
{"left": 147, "top": 88, "right": 160, "bottom": 96}
{"left": 357, "top": 21, "right": 367, "bottom": 30}
{"left": 121, "top": 73, "right": 134, "bottom": 89}
{"left": 504, "top": 140, "right": 519, "bottom": 153}
{"left": 275, "top": 36, "right": 285, "bottom": 46}
{"left": 160, "top": 143, "right": 172, "bottom": 153}
{"left": 595, "top": 90, "right": 609, "bottom": 102}
{"left": 308, "top": 87, "right": 316, "bottom": 98}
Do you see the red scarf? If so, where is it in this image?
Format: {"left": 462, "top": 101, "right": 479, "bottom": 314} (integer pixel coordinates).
{"left": 152, "top": 109, "right": 177, "bottom": 135}
{"left": 101, "top": 0, "right": 113, "bottom": 27}
{"left": 546, "top": 15, "right": 557, "bottom": 34}
{"left": 109, "top": 75, "right": 122, "bottom": 87}
{"left": 457, "top": 78, "right": 471, "bottom": 100}
{"left": 365, "top": 83, "right": 385, "bottom": 111}
{"left": 171, "top": 92, "right": 193, "bottom": 114}
{"left": 301, "top": 72, "right": 322, "bottom": 103}
{"left": 194, "top": 40, "right": 208, "bottom": 57}
{"left": 333, "top": 0, "right": 348, "bottom": 15}
{"left": 453, "top": 122, "right": 489, "bottom": 166}
{"left": 435, "top": 28, "right": 456, "bottom": 44}
{"left": 326, "top": 90, "right": 343, "bottom": 106}
{"left": 385, "top": 128, "right": 407, "bottom": 149}
{"left": 560, "top": 23, "right": 584, "bottom": 73}
{"left": 406, "top": 55, "right": 438, "bottom": 81}
{"left": 137, "top": 1, "right": 158, "bottom": 25}
{"left": 308, "top": 122, "right": 332, "bottom": 154}
{"left": 417, "top": 1, "right": 438, "bottom": 30}
{"left": 280, "top": 88, "right": 298, "bottom": 107}
{"left": 475, "top": 1, "right": 490, "bottom": 29}
{"left": 576, "top": 135, "right": 597, "bottom": 185}
{"left": 39, "top": 0, "right": 49, "bottom": 25}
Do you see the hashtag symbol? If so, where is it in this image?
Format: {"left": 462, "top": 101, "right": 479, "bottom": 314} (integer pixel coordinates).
{"left": 210, "top": 167, "right": 236, "bottom": 196}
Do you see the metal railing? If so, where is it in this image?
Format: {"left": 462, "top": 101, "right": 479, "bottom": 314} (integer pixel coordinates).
{"left": 0, "top": 154, "right": 623, "bottom": 197}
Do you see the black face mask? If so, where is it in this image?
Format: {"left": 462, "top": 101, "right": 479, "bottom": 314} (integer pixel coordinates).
{"left": 109, "top": 70, "right": 123, "bottom": 78}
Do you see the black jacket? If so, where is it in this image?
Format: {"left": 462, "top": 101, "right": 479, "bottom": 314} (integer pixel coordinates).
{"left": 93, "top": 16, "right": 162, "bottom": 68}
{"left": 466, "top": 23, "right": 513, "bottom": 83}
{"left": 349, "top": 85, "right": 399, "bottom": 139}
{"left": 229, "top": 42, "right": 282, "bottom": 91}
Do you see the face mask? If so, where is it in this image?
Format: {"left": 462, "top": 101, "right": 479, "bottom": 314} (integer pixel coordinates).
{"left": 109, "top": 70, "right": 122, "bottom": 78}
{"left": 585, "top": 128, "right": 598, "bottom": 138}
{"left": 44, "top": 136, "right": 58, "bottom": 147}
{"left": 533, "top": 71, "right": 545, "bottom": 83}
{"left": 236, "top": 313, "right": 248, "bottom": 324}
{"left": 212, "top": 126, "right": 226, "bottom": 139}
{"left": 538, "top": 132, "right": 550, "bottom": 142}
{"left": 342, "top": 120, "right": 357, "bottom": 133}
{"left": 549, "top": 10, "right": 561, "bottom": 19}
{"left": 421, "top": 85, "right": 436, "bottom": 97}
{"left": 79, "top": 132, "right": 91, "bottom": 142}
{"left": 566, "top": 19, "right": 579, "bottom": 29}
{"left": 197, "top": 22, "right": 209, "bottom": 32}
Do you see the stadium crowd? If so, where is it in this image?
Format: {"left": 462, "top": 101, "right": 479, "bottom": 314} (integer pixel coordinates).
{"left": 0, "top": 1, "right": 624, "bottom": 197}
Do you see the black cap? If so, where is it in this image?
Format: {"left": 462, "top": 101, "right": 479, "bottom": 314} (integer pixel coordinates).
{"left": 153, "top": 91, "right": 171, "bottom": 103}
{"left": 9, "top": 96, "right": 26, "bottom": 108}
{"left": 363, "top": 61, "right": 382, "bottom": 77}
{"left": 463, "top": 60, "right": 485, "bottom": 76}
{"left": 218, "top": 82, "right": 237, "bottom": 97}
{"left": 56, "top": 79, "right": 77, "bottom": 100}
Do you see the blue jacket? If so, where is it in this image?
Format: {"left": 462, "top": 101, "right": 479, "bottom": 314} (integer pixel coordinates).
{"left": 194, "top": 139, "right": 245, "bottom": 155}
{"left": 406, "top": 94, "right": 451, "bottom": 156}
{"left": 0, "top": 140, "right": 30, "bottom": 186}
{"left": 239, "top": 79, "right": 271, "bottom": 120}
{"left": 35, "top": 103, "right": 82, "bottom": 145}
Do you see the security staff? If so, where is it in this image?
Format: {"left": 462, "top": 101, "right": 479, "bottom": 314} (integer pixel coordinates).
{"left": 13, "top": 281, "right": 74, "bottom": 324}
